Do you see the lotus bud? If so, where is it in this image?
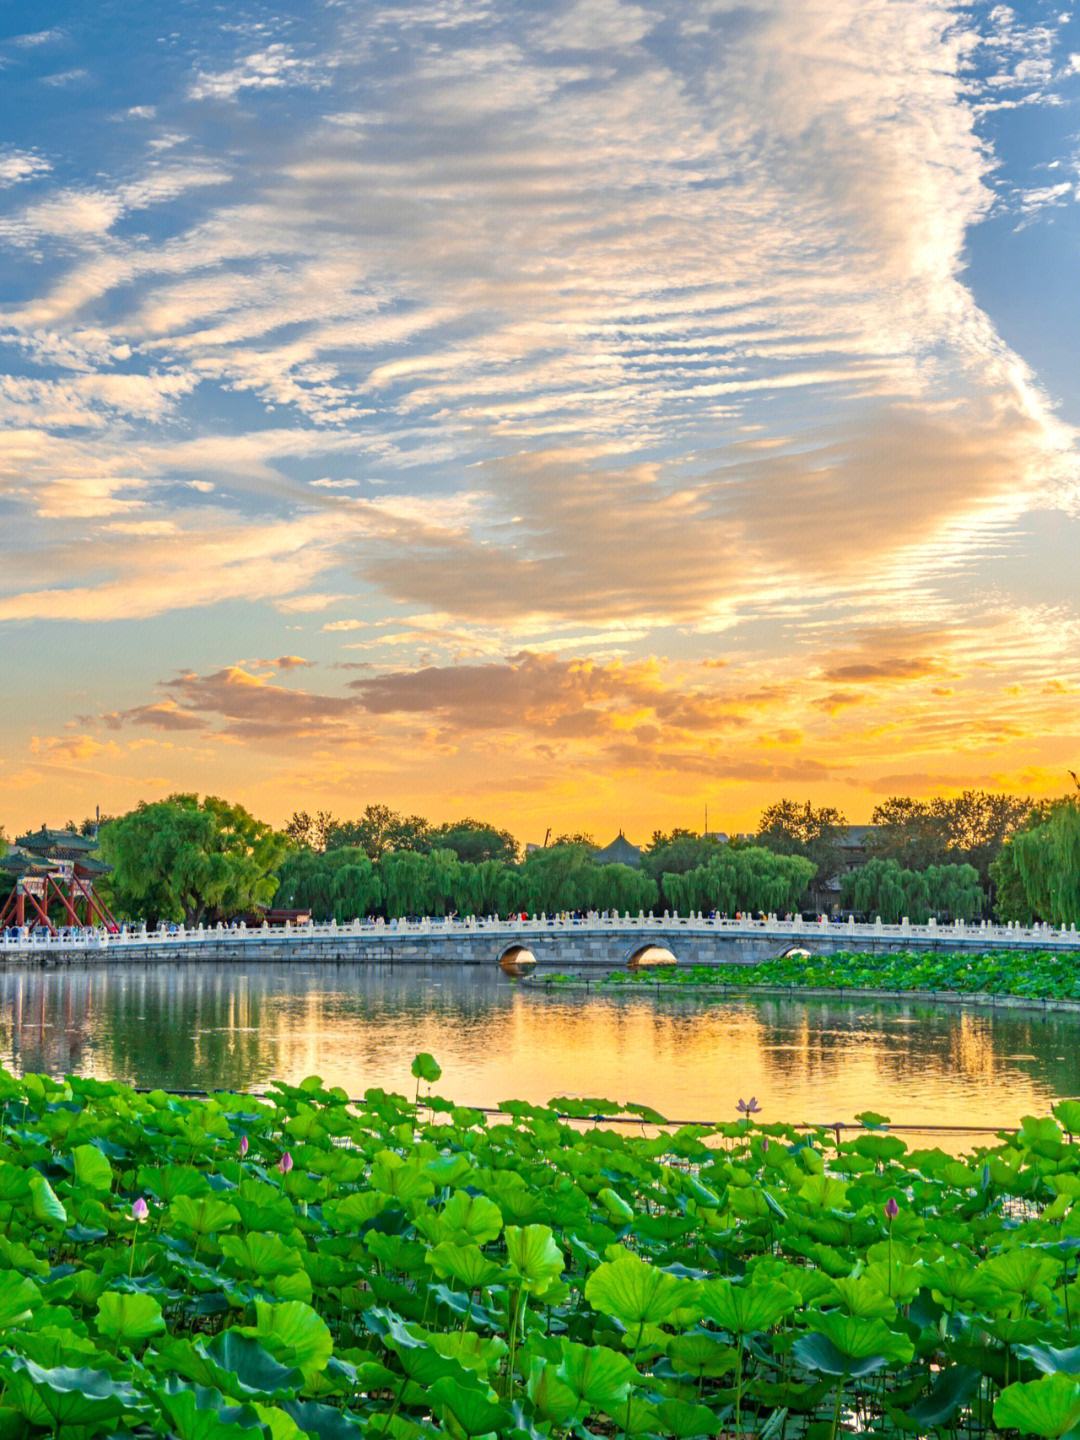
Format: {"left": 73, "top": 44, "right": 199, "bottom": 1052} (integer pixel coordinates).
{"left": 884, "top": 1196, "right": 899, "bottom": 1221}
{"left": 131, "top": 1197, "right": 149, "bottom": 1223}
{"left": 278, "top": 1151, "right": 294, "bottom": 1175}
{"left": 239, "top": 1134, "right": 249, "bottom": 1158}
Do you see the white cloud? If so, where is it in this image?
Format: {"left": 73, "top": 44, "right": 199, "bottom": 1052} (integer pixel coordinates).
{"left": 0, "top": 149, "right": 51, "bottom": 188}
{"left": 188, "top": 44, "right": 328, "bottom": 102}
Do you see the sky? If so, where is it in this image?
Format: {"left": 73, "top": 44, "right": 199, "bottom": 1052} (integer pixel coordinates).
{"left": 0, "top": 0, "right": 1078, "bottom": 844}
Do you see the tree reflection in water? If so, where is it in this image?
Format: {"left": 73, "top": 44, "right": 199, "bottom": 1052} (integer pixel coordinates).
{"left": 0, "top": 963, "right": 1074, "bottom": 1136}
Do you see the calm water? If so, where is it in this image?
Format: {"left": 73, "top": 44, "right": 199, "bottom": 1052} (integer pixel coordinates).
{"left": 0, "top": 962, "right": 1077, "bottom": 1133}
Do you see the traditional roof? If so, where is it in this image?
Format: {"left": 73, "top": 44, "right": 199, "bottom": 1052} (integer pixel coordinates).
{"left": 15, "top": 826, "right": 97, "bottom": 856}
{"left": 0, "top": 846, "right": 54, "bottom": 877}
{"left": 593, "top": 831, "right": 642, "bottom": 868}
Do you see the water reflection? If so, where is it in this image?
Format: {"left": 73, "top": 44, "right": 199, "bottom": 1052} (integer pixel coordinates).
{"left": 0, "top": 963, "right": 1076, "bottom": 1131}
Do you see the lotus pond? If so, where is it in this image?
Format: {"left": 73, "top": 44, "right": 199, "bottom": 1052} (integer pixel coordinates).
{"left": 573, "top": 951, "right": 1080, "bottom": 1003}
{"left": 4, "top": 1061, "right": 1080, "bottom": 1439}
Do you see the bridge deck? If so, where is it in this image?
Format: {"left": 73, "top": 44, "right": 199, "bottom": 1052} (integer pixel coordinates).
{"left": 1, "top": 913, "right": 1077, "bottom": 965}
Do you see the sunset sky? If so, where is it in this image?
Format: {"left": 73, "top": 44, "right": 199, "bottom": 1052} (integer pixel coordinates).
{"left": 1, "top": 0, "right": 1078, "bottom": 843}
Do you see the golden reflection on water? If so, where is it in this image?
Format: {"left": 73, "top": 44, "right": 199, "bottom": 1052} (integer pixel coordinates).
{"left": 0, "top": 963, "right": 1076, "bottom": 1140}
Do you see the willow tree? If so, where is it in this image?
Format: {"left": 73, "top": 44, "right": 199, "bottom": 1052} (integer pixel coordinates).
{"left": 662, "top": 846, "right": 814, "bottom": 915}
{"left": 1010, "top": 799, "right": 1080, "bottom": 926}
{"left": 331, "top": 856, "right": 383, "bottom": 922}
{"left": 98, "top": 794, "right": 288, "bottom": 925}
{"left": 585, "top": 863, "right": 659, "bottom": 915}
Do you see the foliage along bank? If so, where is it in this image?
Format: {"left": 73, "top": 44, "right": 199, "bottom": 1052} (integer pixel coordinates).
{"left": 567, "top": 949, "right": 1080, "bottom": 1003}
{"left": 2, "top": 1060, "right": 1080, "bottom": 1438}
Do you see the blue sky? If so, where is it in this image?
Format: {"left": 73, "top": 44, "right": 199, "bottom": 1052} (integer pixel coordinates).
{"left": 0, "top": 0, "right": 1078, "bottom": 838}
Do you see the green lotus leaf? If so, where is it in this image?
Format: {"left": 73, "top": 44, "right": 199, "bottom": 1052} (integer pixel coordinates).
{"left": 410, "top": 1053, "right": 442, "bottom": 1084}
{"left": 156, "top": 1380, "right": 265, "bottom": 1440}
{"left": 28, "top": 1175, "right": 66, "bottom": 1227}
{"left": 198, "top": 1331, "right": 305, "bottom": 1400}
{"left": 908, "top": 1365, "right": 980, "bottom": 1426}
{"left": 437, "top": 1191, "right": 504, "bottom": 1246}
{"left": 427, "top": 1241, "right": 505, "bottom": 1290}
{"left": 598, "top": 1188, "right": 635, "bottom": 1223}
{"left": 170, "top": 1193, "right": 242, "bottom": 1236}
{"left": 527, "top": 1356, "right": 581, "bottom": 1425}
{"left": 250, "top": 1300, "right": 333, "bottom": 1377}
{"left": 699, "top": 1277, "right": 798, "bottom": 1333}
{"left": 1018, "top": 1345, "right": 1080, "bottom": 1377}
{"left": 428, "top": 1375, "right": 511, "bottom": 1437}
{"left": 3, "top": 1355, "right": 142, "bottom": 1428}
{"left": 1052, "top": 1101, "right": 1080, "bottom": 1135}
{"left": 505, "top": 1223, "right": 563, "bottom": 1294}
{"left": 220, "top": 1232, "right": 305, "bottom": 1280}
{"left": 0, "top": 1269, "right": 40, "bottom": 1329}
{"left": 794, "top": 1314, "right": 914, "bottom": 1377}
{"left": 428, "top": 1330, "right": 508, "bottom": 1378}
{"left": 139, "top": 1163, "right": 212, "bottom": 1202}
{"left": 72, "top": 1143, "right": 113, "bottom": 1194}
{"left": 370, "top": 1152, "right": 435, "bottom": 1203}
{"left": 655, "top": 1398, "right": 722, "bottom": 1437}
{"left": 282, "top": 1398, "right": 367, "bottom": 1440}
{"left": 585, "top": 1250, "right": 690, "bottom": 1328}
{"left": 556, "top": 1339, "right": 638, "bottom": 1409}
{"left": 981, "top": 1248, "right": 1061, "bottom": 1298}
{"left": 995, "top": 1373, "right": 1080, "bottom": 1438}
{"left": 828, "top": 1274, "right": 897, "bottom": 1320}
{"left": 665, "top": 1332, "right": 739, "bottom": 1379}
{"left": 96, "top": 1289, "right": 166, "bottom": 1344}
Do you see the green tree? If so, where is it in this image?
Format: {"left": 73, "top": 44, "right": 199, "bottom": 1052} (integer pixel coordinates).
{"left": 519, "top": 844, "right": 595, "bottom": 913}
{"left": 98, "top": 795, "right": 288, "bottom": 926}
{"left": 869, "top": 791, "right": 1040, "bottom": 887}
{"left": 842, "top": 858, "right": 983, "bottom": 922}
{"left": 327, "top": 805, "right": 432, "bottom": 859}
{"left": 381, "top": 849, "right": 435, "bottom": 917}
{"left": 642, "top": 830, "right": 718, "bottom": 882}
{"left": 755, "top": 799, "right": 847, "bottom": 880}
{"left": 586, "top": 863, "right": 659, "bottom": 915}
{"left": 662, "top": 847, "right": 815, "bottom": 916}
{"left": 331, "top": 855, "right": 383, "bottom": 922}
{"left": 430, "top": 818, "right": 518, "bottom": 865}
{"left": 284, "top": 810, "right": 336, "bottom": 852}
{"left": 1008, "top": 798, "right": 1080, "bottom": 926}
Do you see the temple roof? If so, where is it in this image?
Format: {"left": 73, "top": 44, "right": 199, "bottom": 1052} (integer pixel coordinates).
{"left": 593, "top": 831, "right": 642, "bottom": 868}
{"left": 15, "top": 826, "right": 97, "bottom": 855}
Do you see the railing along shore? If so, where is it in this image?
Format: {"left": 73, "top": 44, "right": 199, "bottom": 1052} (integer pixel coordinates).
{"left": 1, "top": 911, "right": 1078, "bottom": 953}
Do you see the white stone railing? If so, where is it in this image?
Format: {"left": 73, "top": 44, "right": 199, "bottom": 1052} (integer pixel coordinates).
{"left": 1, "top": 911, "right": 1078, "bottom": 953}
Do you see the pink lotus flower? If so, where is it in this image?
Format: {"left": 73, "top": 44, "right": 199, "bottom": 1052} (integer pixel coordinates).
{"left": 239, "top": 1134, "right": 249, "bottom": 1158}
{"left": 736, "top": 1097, "right": 762, "bottom": 1117}
{"left": 131, "top": 1197, "right": 149, "bottom": 1223}
{"left": 278, "top": 1151, "right": 294, "bottom": 1175}
{"left": 884, "top": 1196, "right": 899, "bottom": 1221}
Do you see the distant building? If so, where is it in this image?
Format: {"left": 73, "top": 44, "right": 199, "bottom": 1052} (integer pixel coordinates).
{"left": 810, "top": 824, "right": 879, "bottom": 911}
{"left": 593, "top": 831, "right": 642, "bottom": 868}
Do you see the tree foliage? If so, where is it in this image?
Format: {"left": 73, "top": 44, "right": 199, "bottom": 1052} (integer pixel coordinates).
{"left": 998, "top": 798, "right": 1080, "bottom": 926}
{"left": 642, "top": 830, "right": 720, "bottom": 882}
{"left": 98, "top": 795, "right": 288, "bottom": 925}
{"left": 755, "top": 799, "right": 847, "bottom": 880}
{"left": 661, "top": 846, "right": 816, "bottom": 916}
{"left": 841, "top": 858, "right": 983, "bottom": 923}
{"left": 868, "top": 790, "right": 1040, "bottom": 884}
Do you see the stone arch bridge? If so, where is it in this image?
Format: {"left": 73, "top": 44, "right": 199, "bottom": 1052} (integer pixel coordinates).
{"left": 2, "top": 914, "right": 1076, "bottom": 968}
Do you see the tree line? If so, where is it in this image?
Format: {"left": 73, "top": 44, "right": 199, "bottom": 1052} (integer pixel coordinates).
{"left": 6, "top": 782, "right": 1078, "bottom": 927}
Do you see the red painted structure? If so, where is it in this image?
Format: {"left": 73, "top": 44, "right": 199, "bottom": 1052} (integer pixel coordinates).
{"left": 0, "top": 826, "right": 119, "bottom": 934}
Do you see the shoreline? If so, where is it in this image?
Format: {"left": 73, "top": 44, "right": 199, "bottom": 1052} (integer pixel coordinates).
{"left": 528, "top": 976, "right": 1080, "bottom": 1014}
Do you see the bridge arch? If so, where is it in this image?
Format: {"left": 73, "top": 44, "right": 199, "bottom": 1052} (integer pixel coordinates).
{"left": 777, "top": 945, "right": 814, "bottom": 960}
{"left": 498, "top": 943, "right": 538, "bottom": 976}
{"left": 626, "top": 942, "right": 678, "bottom": 969}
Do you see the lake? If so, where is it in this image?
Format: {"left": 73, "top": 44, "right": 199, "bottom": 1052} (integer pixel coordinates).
{"left": 1, "top": 961, "right": 1076, "bottom": 1134}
